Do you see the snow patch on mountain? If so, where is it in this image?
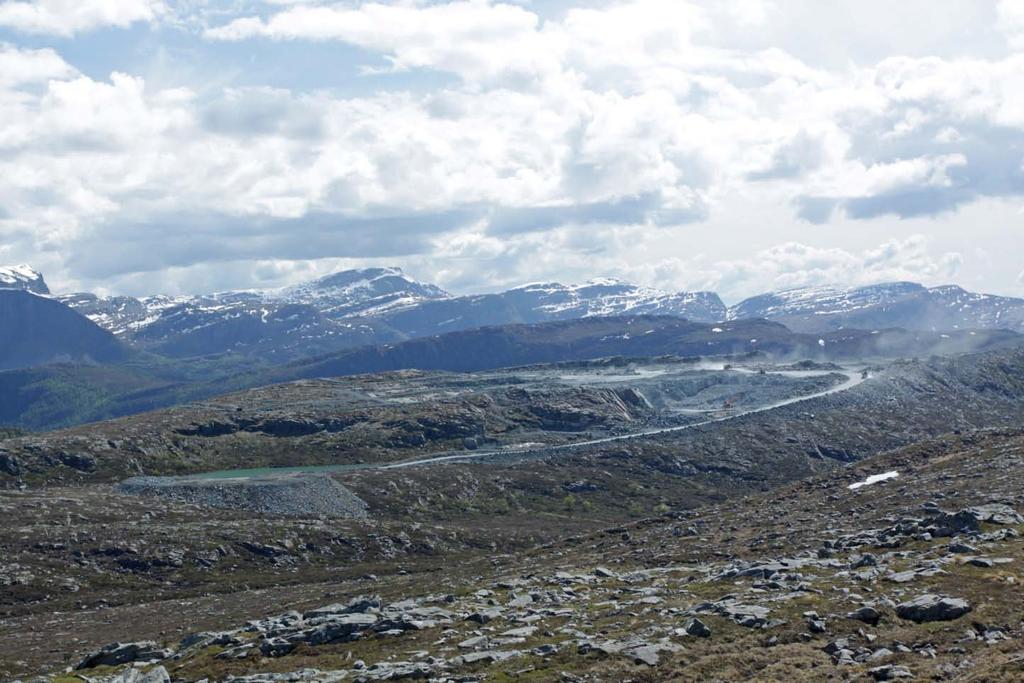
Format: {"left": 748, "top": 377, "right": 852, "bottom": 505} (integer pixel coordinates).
{"left": 0, "top": 265, "right": 49, "bottom": 295}
{"left": 729, "top": 281, "right": 1024, "bottom": 333}
{"left": 275, "top": 266, "right": 450, "bottom": 316}
{"left": 510, "top": 279, "right": 727, "bottom": 320}
{"left": 728, "top": 282, "right": 926, "bottom": 320}
{"left": 50, "top": 269, "right": 1024, "bottom": 360}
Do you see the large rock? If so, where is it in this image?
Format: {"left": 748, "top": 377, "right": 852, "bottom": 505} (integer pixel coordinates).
{"left": 304, "top": 595, "right": 381, "bottom": 619}
{"left": 103, "top": 666, "right": 172, "bottom": 683}
{"left": 0, "top": 451, "right": 19, "bottom": 476}
{"left": 684, "top": 618, "right": 712, "bottom": 637}
{"left": 305, "top": 613, "right": 380, "bottom": 645}
{"left": 847, "top": 606, "right": 882, "bottom": 625}
{"left": 896, "top": 595, "right": 971, "bottom": 623}
{"left": 76, "top": 641, "right": 173, "bottom": 669}
{"left": 965, "top": 504, "right": 1024, "bottom": 525}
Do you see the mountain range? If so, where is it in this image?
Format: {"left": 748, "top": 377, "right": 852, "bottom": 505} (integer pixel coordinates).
{"left": 3, "top": 264, "right": 1024, "bottom": 365}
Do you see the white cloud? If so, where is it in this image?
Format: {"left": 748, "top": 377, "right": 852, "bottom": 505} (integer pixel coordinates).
{"left": 2, "top": 1, "right": 1024, "bottom": 297}
{"left": 998, "top": 0, "right": 1024, "bottom": 48}
{"left": 0, "top": 43, "right": 76, "bottom": 87}
{"left": 695, "top": 236, "right": 965, "bottom": 299}
{"left": 0, "top": 0, "right": 164, "bottom": 36}
{"left": 205, "top": 1, "right": 553, "bottom": 84}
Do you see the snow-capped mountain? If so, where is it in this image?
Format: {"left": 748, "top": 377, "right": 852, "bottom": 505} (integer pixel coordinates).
{"left": 506, "top": 279, "right": 727, "bottom": 321}
{"left": 13, "top": 261, "right": 1023, "bottom": 362}
{"left": 729, "top": 282, "right": 1024, "bottom": 333}
{"left": 275, "top": 266, "right": 450, "bottom": 316}
{"left": 51, "top": 268, "right": 725, "bottom": 359}
{"left": 57, "top": 268, "right": 447, "bottom": 359}
{"left": 369, "top": 279, "right": 726, "bottom": 338}
{"left": 0, "top": 265, "right": 49, "bottom": 295}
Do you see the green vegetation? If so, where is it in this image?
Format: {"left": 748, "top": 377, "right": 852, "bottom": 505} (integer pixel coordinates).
{"left": 0, "top": 353, "right": 275, "bottom": 431}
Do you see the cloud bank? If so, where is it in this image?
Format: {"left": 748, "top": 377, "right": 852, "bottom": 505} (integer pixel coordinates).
{"left": 0, "top": 1, "right": 1021, "bottom": 298}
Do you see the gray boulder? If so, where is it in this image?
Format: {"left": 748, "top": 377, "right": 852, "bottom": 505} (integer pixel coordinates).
{"left": 896, "top": 594, "right": 971, "bottom": 623}
{"left": 106, "top": 666, "right": 172, "bottom": 683}
{"left": 466, "top": 607, "right": 503, "bottom": 624}
{"left": 684, "top": 618, "right": 712, "bottom": 637}
{"left": 259, "top": 637, "right": 296, "bottom": 657}
{"left": 76, "top": 641, "right": 173, "bottom": 670}
{"left": 847, "top": 606, "right": 882, "bottom": 625}
{"left": 306, "top": 612, "right": 379, "bottom": 645}
{"left": 965, "top": 504, "right": 1024, "bottom": 525}
{"left": 304, "top": 595, "right": 381, "bottom": 619}
{"left": 869, "top": 664, "right": 914, "bottom": 680}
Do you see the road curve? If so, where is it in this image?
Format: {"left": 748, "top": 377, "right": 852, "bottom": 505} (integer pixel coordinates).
{"left": 379, "top": 368, "right": 870, "bottom": 471}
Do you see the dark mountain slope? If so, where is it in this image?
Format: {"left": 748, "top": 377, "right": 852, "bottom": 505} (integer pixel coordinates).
{"left": 0, "top": 314, "right": 1017, "bottom": 433}
{"left": 276, "top": 315, "right": 1019, "bottom": 381}
{"left": 0, "top": 290, "right": 127, "bottom": 371}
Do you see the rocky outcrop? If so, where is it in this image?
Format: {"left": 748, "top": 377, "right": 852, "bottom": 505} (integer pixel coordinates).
{"left": 76, "top": 641, "right": 172, "bottom": 669}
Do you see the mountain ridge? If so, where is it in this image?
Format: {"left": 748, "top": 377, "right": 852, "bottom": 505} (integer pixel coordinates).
{"left": 5, "top": 263, "right": 1024, "bottom": 361}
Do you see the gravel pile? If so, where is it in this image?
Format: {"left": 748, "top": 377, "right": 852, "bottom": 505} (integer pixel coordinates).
{"left": 117, "top": 472, "right": 369, "bottom": 518}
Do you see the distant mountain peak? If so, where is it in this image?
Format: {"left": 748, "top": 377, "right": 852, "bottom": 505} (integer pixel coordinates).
{"left": 0, "top": 264, "right": 49, "bottom": 295}
{"left": 278, "top": 266, "right": 449, "bottom": 309}
{"left": 303, "top": 266, "right": 443, "bottom": 292}
{"left": 729, "top": 280, "right": 1024, "bottom": 333}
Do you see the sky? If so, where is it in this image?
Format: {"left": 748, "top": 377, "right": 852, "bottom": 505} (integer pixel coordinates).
{"left": 0, "top": 0, "right": 1023, "bottom": 303}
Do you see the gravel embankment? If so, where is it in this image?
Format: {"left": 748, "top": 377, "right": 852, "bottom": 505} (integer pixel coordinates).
{"left": 117, "top": 472, "right": 369, "bottom": 518}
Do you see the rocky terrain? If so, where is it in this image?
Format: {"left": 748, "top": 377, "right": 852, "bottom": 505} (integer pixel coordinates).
{"left": 0, "top": 350, "right": 1019, "bottom": 679}
{"left": 0, "top": 353, "right": 850, "bottom": 486}
{"left": 3, "top": 426, "right": 1022, "bottom": 681}
{"left": 2, "top": 314, "right": 1024, "bottom": 681}
{"left": 6, "top": 345, "right": 1024, "bottom": 493}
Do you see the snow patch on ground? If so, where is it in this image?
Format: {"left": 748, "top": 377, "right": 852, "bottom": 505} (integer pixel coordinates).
{"left": 848, "top": 471, "right": 899, "bottom": 490}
